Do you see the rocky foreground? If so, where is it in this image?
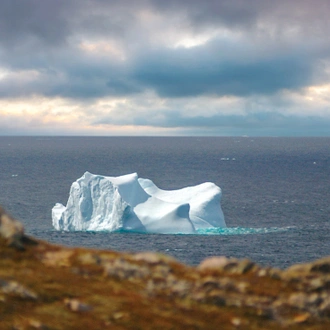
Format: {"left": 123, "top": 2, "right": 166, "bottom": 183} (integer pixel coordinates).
{"left": 1, "top": 207, "right": 330, "bottom": 329}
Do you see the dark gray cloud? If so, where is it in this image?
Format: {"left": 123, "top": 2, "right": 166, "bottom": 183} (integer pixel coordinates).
{"left": 0, "top": 0, "right": 329, "bottom": 101}
{"left": 150, "top": 0, "right": 330, "bottom": 36}
{"left": 2, "top": 0, "right": 329, "bottom": 46}
{"left": 0, "top": 0, "right": 143, "bottom": 49}
{"left": 149, "top": 0, "right": 265, "bottom": 29}
{"left": 0, "top": 37, "right": 326, "bottom": 100}
{"left": 0, "top": 0, "right": 71, "bottom": 47}
{"left": 0, "top": 44, "right": 143, "bottom": 99}
{"left": 132, "top": 41, "right": 317, "bottom": 97}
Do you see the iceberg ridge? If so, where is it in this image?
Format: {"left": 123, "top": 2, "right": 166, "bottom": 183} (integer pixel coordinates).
{"left": 52, "top": 172, "right": 226, "bottom": 234}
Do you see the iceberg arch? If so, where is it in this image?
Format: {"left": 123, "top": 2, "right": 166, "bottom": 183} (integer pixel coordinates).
{"left": 52, "top": 172, "right": 226, "bottom": 234}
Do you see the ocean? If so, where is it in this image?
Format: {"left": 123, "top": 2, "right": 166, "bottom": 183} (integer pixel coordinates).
{"left": 0, "top": 136, "right": 329, "bottom": 269}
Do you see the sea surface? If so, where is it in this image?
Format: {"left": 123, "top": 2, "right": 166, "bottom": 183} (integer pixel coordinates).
{"left": 0, "top": 136, "right": 329, "bottom": 269}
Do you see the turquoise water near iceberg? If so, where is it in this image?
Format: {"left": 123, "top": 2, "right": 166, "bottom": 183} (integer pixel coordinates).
{"left": 196, "top": 226, "right": 294, "bottom": 235}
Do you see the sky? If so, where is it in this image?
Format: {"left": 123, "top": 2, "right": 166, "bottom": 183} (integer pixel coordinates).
{"left": 0, "top": 0, "right": 330, "bottom": 136}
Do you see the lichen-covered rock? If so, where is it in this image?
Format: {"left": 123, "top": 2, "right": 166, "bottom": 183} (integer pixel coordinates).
{"left": 0, "top": 279, "right": 38, "bottom": 300}
{"left": 0, "top": 206, "right": 37, "bottom": 250}
{"left": 0, "top": 206, "right": 24, "bottom": 247}
{"left": 198, "top": 256, "right": 257, "bottom": 274}
{"left": 64, "top": 298, "right": 92, "bottom": 312}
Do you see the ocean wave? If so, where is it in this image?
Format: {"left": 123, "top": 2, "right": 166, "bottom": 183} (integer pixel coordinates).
{"left": 196, "top": 226, "right": 295, "bottom": 235}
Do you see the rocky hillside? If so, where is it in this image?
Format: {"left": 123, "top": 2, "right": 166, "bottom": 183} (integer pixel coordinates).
{"left": 1, "top": 206, "right": 330, "bottom": 329}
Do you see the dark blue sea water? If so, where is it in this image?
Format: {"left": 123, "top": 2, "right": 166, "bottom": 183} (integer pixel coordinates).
{"left": 0, "top": 136, "right": 329, "bottom": 269}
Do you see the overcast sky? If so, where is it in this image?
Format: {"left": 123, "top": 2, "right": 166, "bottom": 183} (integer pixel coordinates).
{"left": 0, "top": 0, "right": 330, "bottom": 136}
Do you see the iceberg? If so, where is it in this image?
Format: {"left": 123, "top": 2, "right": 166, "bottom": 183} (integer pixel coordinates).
{"left": 52, "top": 172, "right": 226, "bottom": 234}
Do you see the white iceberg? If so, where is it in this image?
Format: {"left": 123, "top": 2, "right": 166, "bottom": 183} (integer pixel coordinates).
{"left": 52, "top": 172, "right": 226, "bottom": 234}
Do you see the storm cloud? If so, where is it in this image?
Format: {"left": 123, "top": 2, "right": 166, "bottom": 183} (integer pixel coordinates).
{"left": 0, "top": 0, "right": 329, "bottom": 135}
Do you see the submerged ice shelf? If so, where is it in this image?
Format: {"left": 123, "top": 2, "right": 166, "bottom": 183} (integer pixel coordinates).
{"left": 52, "top": 172, "right": 226, "bottom": 234}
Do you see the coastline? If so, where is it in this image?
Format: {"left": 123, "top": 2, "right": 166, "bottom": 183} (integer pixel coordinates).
{"left": 1, "top": 207, "right": 330, "bottom": 329}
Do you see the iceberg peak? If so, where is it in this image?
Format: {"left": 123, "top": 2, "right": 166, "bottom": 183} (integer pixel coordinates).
{"left": 52, "top": 172, "right": 226, "bottom": 234}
